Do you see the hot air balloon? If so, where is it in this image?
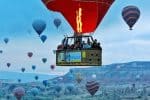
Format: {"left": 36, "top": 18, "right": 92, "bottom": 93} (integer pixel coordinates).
{"left": 43, "top": 80, "right": 48, "bottom": 87}
{"left": 27, "top": 52, "right": 33, "bottom": 58}
{"left": 32, "top": 19, "right": 46, "bottom": 36}
{"left": 42, "top": 58, "right": 47, "bottom": 63}
{"left": 7, "top": 63, "right": 11, "bottom": 68}
{"left": 54, "top": 18, "right": 61, "bottom": 28}
{"left": 42, "top": 0, "right": 114, "bottom": 34}
{"left": 42, "top": 0, "right": 114, "bottom": 66}
{"left": 4, "top": 38, "right": 9, "bottom": 44}
{"left": 122, "top": 6, "right": 140, "bottom": 30}
{"left": 31, "top": 87, "right": 39, "bottom": 97}
{"left": 0, "top": 50, "right": 2, "bottom": 53}
{"left": 50, "top": 65, "right": 55, "bottom": 70}
{"left": 32, "top": 65, "right": 36, "bottom": 70}
{"left": 21, "top": 68, "right": 25, "bottom": 73}
{"left": 40, "top": 35, "right": 47, "bottom": 43}
{"left": 86, "top": 80, "right": 99, "bottom": 96}
{"left": 13, "top": 87, "right": 25, "bottom": 100}
{"left": 92, "top": 74, "right": 97, "bottom": 79}
{"left": 18, "top": 79, "right": 21, "bottom": 83}
{"left": 35, "top": 75, "right": 39, "bottom": 80}
{"left": 75, "top": 73, "right": 82, "bottom": 84}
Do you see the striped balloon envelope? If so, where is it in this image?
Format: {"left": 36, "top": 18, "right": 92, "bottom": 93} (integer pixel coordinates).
{"left": 122, "top": 6, "right": 140, "bottom": 30}
{"left": 86, "top": 80, "right": 99, "bottom": 96}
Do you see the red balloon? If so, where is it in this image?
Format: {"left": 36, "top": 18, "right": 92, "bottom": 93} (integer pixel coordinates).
{"left": 27, "top": 52, "right": 33, "bottom": 58}
{"left": 42, "top": 0, "right": 114, "bottom": 35}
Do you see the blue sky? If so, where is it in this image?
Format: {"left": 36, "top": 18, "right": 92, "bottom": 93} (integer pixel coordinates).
{"left": 0, "top": 0, "right": 150, "bottom": 75}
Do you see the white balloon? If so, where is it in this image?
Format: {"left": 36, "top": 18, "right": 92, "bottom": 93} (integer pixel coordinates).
{"left": 92, "top": 74, "right": 96, "bottom": 79}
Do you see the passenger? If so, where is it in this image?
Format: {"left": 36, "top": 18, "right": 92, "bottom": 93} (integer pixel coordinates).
{"left": 57, "top": 44, "right": 64, "bottom": 50}
{"left": 70, "top": 44, "right": 75, "bottom": 49}
{"left": 74, "top": 41, "right": 81, "bottom": 49}
{"left": 87, "top": 38, "right": 91, "bottom": 45}
{"left": 83, "top": 41, "right": 91, "bottom": 49}
{"left": 92, "top": 39, "right": 98, "bottom": 48}
{"left": 96, "top": 42, "right": 101, "bottom": 49}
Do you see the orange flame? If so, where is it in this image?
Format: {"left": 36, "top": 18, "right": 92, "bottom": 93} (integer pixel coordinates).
{"left": 76, "top": 8, "right": 82, "bottom": 33}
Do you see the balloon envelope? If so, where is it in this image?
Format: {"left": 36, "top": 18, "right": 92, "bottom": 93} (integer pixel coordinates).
{"left": 4, "top": 38, "right": 9, "bottom": 44}
{"left": 50, "top": 65, "right": 55, "bottom": 70}
{"left": 28, "top": 52, "right": 33, "bottom": 58}
{"left": 13, "top": 87, "right": 25, "bottom": 100}
{"left": 43, "top": 80, "right": 48, "bottom": 86}
{"left": 0, "top": 50, "right": 3, "bottom": 53}
{"left": 40, "top": 35, "right": 47, "bottom": 43}
{"left": 42, "top": 0, "right": 114, "bottom": 34}
{"left": 76, "top": 73, "right": 82, "bottom": 83}
{"left": 42, "top": 58, "right": 47, "bottom": 63}
{"left": 86, "top": 80, "right": 99, "bottom": 96}
{"left": 18, "top": 79, "right": 21, "bottom": 83}
{"left": 35, "top": 75, "right": 39, "bottom": 80}
{"left": 31, "top": 87, "right": 39, "bottom": 96}
{"left": 32, "top": 65, "right": 36, "bottom": 70}
{"left": 7, "top": 63, "right": 11, "bottom": 68}
{"left": 21, "top": 68, "right": 25, "bottom": 72}
{"left": 54, "top": 18, "right": 61, "bottom": 28}
{"left": 122, "top": 6, "right": 140, "bottom": 30}
{"left": 32, "top": 20, "right": 46, "bottom": 36}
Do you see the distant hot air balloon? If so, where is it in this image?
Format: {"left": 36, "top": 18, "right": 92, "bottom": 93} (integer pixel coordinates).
{"left": 4, "top": 38, "right": 9, "bottom": 44}
{"left": 13, "top": 87, "right": 25, "bottom": 100}
{"left": 0, "top": 50, "right": 3, "bottom": 54}
{"left": 27, "top": 52, "right": 33, "bottom": 58}
{"left": 42, "top": 58, "right": 47, "bottom": 63}
{"left": 122, "top": 6, "right": 140, "bottom": 30}
{"left": 18, "top": 79, "right": 21, "bottom": 83}
{"left": 35, "top": 75, "right": 39, "bottom": 80}
{"left": 43, "top": 80, "right": 48, "bottom": 87}
{"left": 32, "top": 65, "right": 36, "bottom": 70}
{"left": 54, "top": 18, "right": 61, "bottom": 28}
{"left": 32, "top": 19, "right": 46, "bottom": 36}
{"left": 21, "top": 68, "right": 25, "bottom": 73}
{"left": 86, "top": 80, "right": 99, "bottom": 96}
{"left": 92, "top": 74, "right": 97, "bottom": 79}
{"left": 40, "top": 35, "right": 47, "bottom": 43}
{"left": 42, "top": 0, "right": 114, "bottom": 35}
{"left": 31, "top": 87, "right": 39, "bottom": 97}
{"left": 76, "top": 73, "right": 82, "bottom": 84}
{"left": 7, "top": 63, "right": 11, "bottom": 68}
{"left": 50, "top": 65, "right": 55, "bottom": 70}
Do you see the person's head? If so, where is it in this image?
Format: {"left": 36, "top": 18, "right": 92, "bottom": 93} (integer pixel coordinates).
{"left": 82, "top": 41, "right": 85, "bottom": 44}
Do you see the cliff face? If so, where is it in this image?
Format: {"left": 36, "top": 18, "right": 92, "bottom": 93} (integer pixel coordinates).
{"left": 61, "top": 61, "right": 150, "bottom": 85}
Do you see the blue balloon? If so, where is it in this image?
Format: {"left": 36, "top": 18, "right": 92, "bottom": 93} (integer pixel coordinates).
{"left": 32, "top": 65, "right": 36, "bottom": 70}
{"left": 32, "top": 20, "right": 46, "bottom": 36}
{"left": 35, "top": 75, "right": 39, "bottom": 80}
{"left": 18, "top": 79, "right": 21, "bottom": 83}
{"left": 0, "top": 50, "right": 3, "bottom": 54}
{"left": 54, "top": 18, "right": 61, "bottom": 28}
{"left": 31, "top": 87, "right": 39, "bottom": 96}
{"left": 21, "top": 68, "right": 25, "bottom": 72}
{"left": 43, "top": 80, "right": 48, "bottom": 87}
{"left": 40, "top": 35, "right": 47, "bottom": 43}
{"left": 42, "top": 58, "right": 47, "bottom": 63}
{"left": 4, "top": 38, "right": 9, "bottom": 44}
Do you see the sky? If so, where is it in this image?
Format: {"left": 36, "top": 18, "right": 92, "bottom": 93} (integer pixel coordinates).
{"left": 0, "top": 0, "right": 150, "bottom": 75}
